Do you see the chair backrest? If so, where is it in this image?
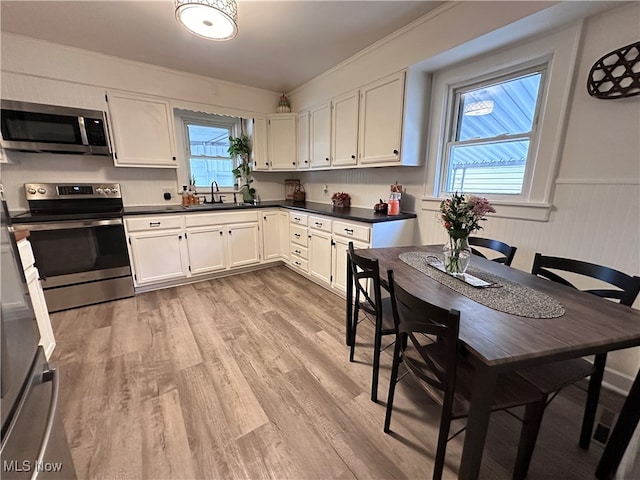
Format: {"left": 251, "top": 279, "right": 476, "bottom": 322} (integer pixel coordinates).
{"left": 532, "top": 253, "right": 640, "bottom": 306}
{"left": 348, "top": 242, "right": 383, "bottom": 315}
{"left": 387, "top": 269, "right": 461, "bottom": 400}
{"left": 468, "top": 236, "right": 517, "bottom": 266}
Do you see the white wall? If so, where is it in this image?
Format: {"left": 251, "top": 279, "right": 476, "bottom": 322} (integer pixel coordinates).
{"left": 0, "top": 34, "right": 286, "bottom": 210}
{"left": 293, "top": 2, "right": 640, "bottom": 392}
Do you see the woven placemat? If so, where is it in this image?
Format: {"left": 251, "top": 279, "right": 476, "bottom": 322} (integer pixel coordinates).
{"left": 399, "top": 252, "right": 565, "bottom": 318}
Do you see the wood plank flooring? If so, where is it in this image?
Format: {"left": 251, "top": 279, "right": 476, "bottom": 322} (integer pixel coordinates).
{"left": 51, "top": 266, "right": 623, "bottom": 479}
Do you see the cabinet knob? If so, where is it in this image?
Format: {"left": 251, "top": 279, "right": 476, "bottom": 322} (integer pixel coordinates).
{"left": 219, "top": 231, "right": 223, "bottom": 236}
{"left": 178, "top": 235, "right": 182, "bottom": 240}
{"left": 351, "top": 155, "right": 356, "bottom": 159}
{"left": 292, "top": 161, "right": 296, "bottom": 165}
{"left": 393, "top": 149, "right": 399, "bottom": 155}
{"left": 304, "top": 160, "right": 308, "bottom": 164}
{"left": 266, "top": 162, "right": 269, "bottom": 166}
{"left": 325, "top": 157, "right": 329, "bottom": 162}
{"left": 172, "top": 156, "right": 176, "bottom": 161}
{"left": 264, "top": 216, "right": 267, "bottom": 220}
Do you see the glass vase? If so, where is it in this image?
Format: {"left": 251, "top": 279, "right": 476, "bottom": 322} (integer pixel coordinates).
{"left": 443, "top": 233, "right": 471, "bottom": 276}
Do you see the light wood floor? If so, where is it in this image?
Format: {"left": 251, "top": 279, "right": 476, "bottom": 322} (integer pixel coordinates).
{"left": 51, "top": 266, "right": 623, "bottom": 479}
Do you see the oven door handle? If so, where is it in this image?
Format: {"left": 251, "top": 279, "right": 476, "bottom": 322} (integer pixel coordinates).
{"left": 13, "top": 218, "right": 123, "bottom": 231}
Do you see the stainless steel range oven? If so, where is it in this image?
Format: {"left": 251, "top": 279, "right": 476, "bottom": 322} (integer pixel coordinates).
{"left": 11, "top": 183, "right": 134, "bottom": 312}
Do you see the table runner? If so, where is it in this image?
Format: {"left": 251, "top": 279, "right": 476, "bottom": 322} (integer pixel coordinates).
{"left": 399, "top": 251, "right": 565, "bottom": 318}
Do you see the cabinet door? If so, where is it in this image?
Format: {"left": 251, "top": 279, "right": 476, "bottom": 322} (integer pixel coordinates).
{"left": 297, "top": 110, "right": 310, "bottom": 170}
{"left": 331, "top": 237, "right": 368, "bottom": 295}
{"left": 186, "top": 226, "right": 226, "bottom": 275}
{"left": 261, "top": 211, "right": 281, "bottom": 261}
{"left": 358, "top": 71, "right": 405, "bottom": 165}
{"left": 309, "top": 230, "right": 332, "bottom": 285}
{"left": 129, "top": 229, "right": 187, "bottom": 285}
{"left": 268, "top": 114, "right": 297, "bottom": 170}
{"left": 24, "top": 265, "right": 56, "bottom": 359}
{"left": 279, "top": 211, "right": 290, "bottom": 261}
{"left": 251, "top": 116, "right": 269, "bottom": 171}
{"left": 310, "top": 103, "right": 331, "bottom": 168}
{"left": 331, "top": 90, "right": 359, "bottom": 166}
{"left": 227, "top": 223, "right": 260, "bottom": 268}
{"left": 106, "top": 91, "right": 177, "bottom": 168}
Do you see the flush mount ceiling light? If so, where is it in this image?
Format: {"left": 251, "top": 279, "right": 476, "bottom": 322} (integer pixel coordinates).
{"left": 464, "top": 100, "right": 494, "bottom": 116}
{"left": 175, "top": 0, "right": 238, "bottom": 41}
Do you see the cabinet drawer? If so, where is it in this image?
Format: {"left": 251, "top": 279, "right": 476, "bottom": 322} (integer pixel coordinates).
{"left": 290, "top": 224, "right": 308, "bottom": 247}
{"left": 185, "top": 211, "right": 258, "bottom": 228}
{"left": 290, "top": 244, "right": 308, "bottom": 260}
{"left": 333, "top": 221, "right": 370, "bottom": 243}
{"left": 291, "top": 257, "right": 309, "bottom": 273}
{"left": 125, "top": 215, "right": 182, "bottom": 232}
{"left": 309, "top": 215, "right": 332, "bottom": 233}
{"left": 289, "top": 212, "right": 308, "bottom": 226}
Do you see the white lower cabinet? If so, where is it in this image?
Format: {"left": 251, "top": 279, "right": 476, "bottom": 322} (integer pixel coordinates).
{"left": 125, "top": 211, "right": 260, "bottom": 288}
{"left": 18, "top": 239, "right": 56, "bottom": 359}
{"left": 331, "top": 237, "right": 368, "bottom": 295}
{"left": 228, "top": 223, "right": 260, "bottom": 268}
{"left": 290, "top": 212, "right": 415, "bottom": 296}
{"left": 261, "top": 210, "right": 281, "bottom": 261}
{"left": 279, "top": 210, "right": 290, "bottom": 261}
{"left": 186, "top": 226, "right": 226, "bottom": 274}
{"left": 128, "top": 228, "right": 188, "bottom": 285}
{"left": 309, "top": 229, "right": 333, "bottom": 285}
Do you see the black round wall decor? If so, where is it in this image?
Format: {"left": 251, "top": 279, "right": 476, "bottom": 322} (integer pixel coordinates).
{"left": 587, "top": 40, "right": 640, "bottom": 99}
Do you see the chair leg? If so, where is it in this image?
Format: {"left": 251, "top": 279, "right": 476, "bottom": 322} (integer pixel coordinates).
{"left": 433, "top": 398, "right": 454, "bottom": 480}
{"left": 371, "top": 316, "right": 383, "bottom": 402}
{"left": 349, "top": 304, "right": 360, "bottom": 362}
{"left": 513, "top": 399, "right": 546, "bottom": 480}
{"left": 580, "top": 353, "right": 607, "bottom": 449}
{"left": 384, "top": 338, "right": 402, "bottom": 432}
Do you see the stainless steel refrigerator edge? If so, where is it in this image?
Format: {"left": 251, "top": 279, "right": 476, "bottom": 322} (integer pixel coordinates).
{"left": 0, "top": 185, "right": 76, "bottom": 479}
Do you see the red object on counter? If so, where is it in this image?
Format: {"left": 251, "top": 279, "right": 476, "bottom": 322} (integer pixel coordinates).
{"left": 388, "top": 193, "right": 400, "bottom": 215}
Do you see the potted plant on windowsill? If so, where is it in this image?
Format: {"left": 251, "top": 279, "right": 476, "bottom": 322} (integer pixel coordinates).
{"left": 228, "top": 134, "right": 255, "bottom": 203}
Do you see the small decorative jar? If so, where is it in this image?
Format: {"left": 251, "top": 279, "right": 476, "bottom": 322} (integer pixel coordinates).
{"left": 277, "top": 94, "right": 291, "bottom": 113}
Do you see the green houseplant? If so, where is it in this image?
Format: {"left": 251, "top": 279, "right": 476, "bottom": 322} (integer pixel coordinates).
{"left": 228, "top": 134, "right": 255, "bottom": 202}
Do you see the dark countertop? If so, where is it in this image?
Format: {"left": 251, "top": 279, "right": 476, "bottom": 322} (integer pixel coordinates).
{"left": 123, "top": 200, "right": 416, "bottom": 224}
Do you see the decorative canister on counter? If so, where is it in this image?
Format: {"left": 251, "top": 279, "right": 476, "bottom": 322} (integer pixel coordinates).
{"left": 277, "top": 94, "right": 291, "bottom": 113}
{"left": 387, "top": 182, "right": 402, "bottom": 215}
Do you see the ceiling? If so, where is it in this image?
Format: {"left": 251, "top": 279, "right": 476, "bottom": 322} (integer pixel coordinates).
{"left": 0, "top": 1, "right": 444, "bottom": 92}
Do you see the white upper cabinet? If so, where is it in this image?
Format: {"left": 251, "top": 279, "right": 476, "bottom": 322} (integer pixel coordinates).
{"left": 297, "top": 110, "right": 310, "bottom": 170}
{"left": 268, "top": 114, "right": 297, "bottom": 170}
{"left": 310, "top": 102, "right": 331, "bottom": 168}
{"left": 331, "top": 90, "right": 359, "bottom": 167}
{"left": 251, "top": 116, "right": 269, "bottom": 171}
{"left": 358, "top": 71, "right": 405, "bottom": 165}
{"left": 106, "top": 91, "right": 177, "bottom": 168}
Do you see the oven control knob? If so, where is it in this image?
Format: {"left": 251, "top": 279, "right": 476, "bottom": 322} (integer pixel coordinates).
{"left": 111, "top": 188, "right": 118, "bottom": 194}
{"left": 103, "top": 188, "right": 111, "bottom": 194}
{"left": 37, "top": 188, "right": 46, "bottom": 194}
{"left": 27, "top": 188, "right": 37, "bottom": 194}
{"left": 96, "top": 188, "right": 104, "bottom": 194}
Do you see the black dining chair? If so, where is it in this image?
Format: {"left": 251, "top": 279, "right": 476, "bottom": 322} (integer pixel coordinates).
{"left": 384, "top": 269, "right": 547, "bottom": 480}
{"left": 468, "top": 236, "right": 517, "bottom": 266}
{"left": 519, "top": 253, "right": 640, "bottom": 449}
{"left": 346, "top": 242, "right": 396, "bottom": 402}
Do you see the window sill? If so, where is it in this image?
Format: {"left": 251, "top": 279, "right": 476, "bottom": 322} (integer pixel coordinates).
{"left": 420, "top": 196, "right": 551, "bottom": 222}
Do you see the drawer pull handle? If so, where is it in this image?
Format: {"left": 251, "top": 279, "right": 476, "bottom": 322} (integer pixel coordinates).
{"left": 315, "top": 222, "right": 322, "bottom": 227}
{"left": 149, "top": 222, "right": 161, "bottom": 227}
{"left": 294, "top": 233, "right": 300, "bottom": 238}
{"left": 344, "top": 228, "right": 354, "bottom": 235}
{"left": 294, "top": 217, "right": 300, "bottom": 222}
{"left": 294, "top": 249, "right": 300, "bottom": 254}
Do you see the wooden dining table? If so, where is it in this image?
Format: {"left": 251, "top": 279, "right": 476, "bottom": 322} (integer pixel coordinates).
{"left": 355, "top": 245, "right": 640, "bottom": 479}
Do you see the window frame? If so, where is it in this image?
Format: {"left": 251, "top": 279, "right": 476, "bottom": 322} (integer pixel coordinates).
{"left": 421, "top": 23, "right": 583, "bottom": 221}
{"left": 441, "top": 64, "right": 548, "bottom": 199}
{"left": 182, "top": 115, "right": 240, "bottom": 190}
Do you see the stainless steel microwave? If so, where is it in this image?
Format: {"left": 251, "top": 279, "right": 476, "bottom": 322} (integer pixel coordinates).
{"left": 0, "top": 100, "right": 111, "bottom": 155}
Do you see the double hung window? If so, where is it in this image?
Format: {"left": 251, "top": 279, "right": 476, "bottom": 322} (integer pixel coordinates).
{"left": 443, "top": 67, "right": 545, "bottom": 196}
{"left": 184, "top": 118, "right": 238, "bottom": 188}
